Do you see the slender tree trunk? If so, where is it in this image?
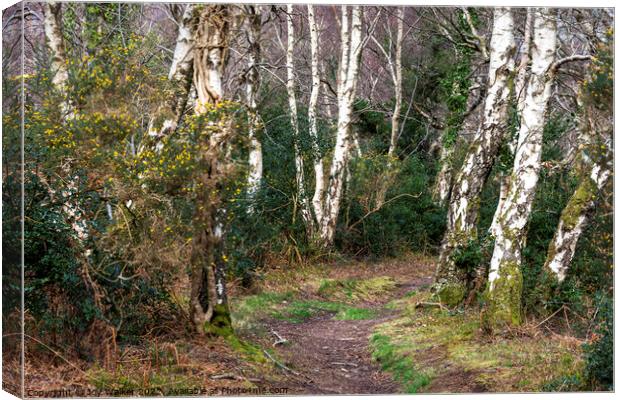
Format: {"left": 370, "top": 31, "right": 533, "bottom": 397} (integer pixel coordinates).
{"left": 387, "top": 8, "right": 404, "bottom": 160}
{"left": 489, "top": 7, "right": 533, "bottom": 237}
{"left": 432, "top": 139, "right": 455, "bottom": 206}
{"left": 43, "top": 1, "right": 71, "bottom": 115}
{"left": 484, "top": 8, "right": 557, "bottom": 329}
{"left": 286, "top": 4, "right": 313, "bottom": 231}
{"left": 434, "top": 7, "right": 516, "bottom": 306}
{"left": 319, "top": 6, "right": 364, "bottom": 246}
{"left": 190, "top": 5, "right": 232, "bottom": 335}
{"left": 43, "top": 2, "right": 87, "bottom": 248}
{"left": 543, "top": 80, "right": 612, "bottom": 286}
{"left": 245, "top": 5, "right": 263, "bottom": 207}
{"left": 375, "top": 7, "right": 404, "bottom": 209}
{"left": 143, "top": 4, "right": 194, "bottom": 153}
{"left": 308, "top": 4, "right": 325, "bottom": 228}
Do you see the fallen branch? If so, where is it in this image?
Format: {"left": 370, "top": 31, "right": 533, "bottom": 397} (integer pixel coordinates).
{"left": 271, "top": 330, "right": 289, "bottom": 346}
{"left": 263, "top": 350, "right": 300, "bottom": 376}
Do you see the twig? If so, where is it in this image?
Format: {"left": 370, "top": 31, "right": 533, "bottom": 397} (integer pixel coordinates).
{"left": 533, "top": 305, "right": 565, "bottom": 329}
{"left": 347, "top": 193, "right": 421, "bottom": 231}
{"left": 210, "top": 373, "right": 240, "bottom": 380}
{"left": 271, "top": 330, "right": 289, "bottom": 346}
{"left": 263, "top": 350, "right": 300, "bottom": 376}
{"left": 331, "top": 362, "right": 358, "bottom": 367}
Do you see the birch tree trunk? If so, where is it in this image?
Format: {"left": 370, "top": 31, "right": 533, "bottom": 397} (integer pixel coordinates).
{"left": 484, "top": 8, "right": 557, "bottom": 329}
{"left": 143, "top": 4, "right": 194, "bottom": 152}
{"left": 489, "top": 8, "right": 533, "bottom": 237}
{"left": 308, "top": 4, "right": 325, "bottom": 228}
{"left": 43, "top": 1, "right": 71, "bottom": 116}
{"left": 434, "top": 7, "right": 516, "bottom": 306}
{"left": 319, "top": 6, "right": 364, "bottom": 246}
{"left": 245, "top": 5, "right": 263, "bottom": 206}
{"left": 190, "top": 5, "right": 232, "bottom": 335}
{"left": 543, "top": 77, "right": 612, "bottom": 286}
{"left": 43, "top": 2, "right": 88, "bottom": 249}
{"left": 432, "top": 144, "right": 455, "bottom": 206}
{"left": 375, "top": 7, "right": 404, "bottom": 209}
{"left": 286, "top": 4, "right": 313, "bottom": 231}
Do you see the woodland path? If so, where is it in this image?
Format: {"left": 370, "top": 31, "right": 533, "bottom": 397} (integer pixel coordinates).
{"left": 254, "top": 277, "right": 433, "bottom": 394}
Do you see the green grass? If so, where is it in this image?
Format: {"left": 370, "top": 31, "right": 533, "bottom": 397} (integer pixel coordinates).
{"left": 272, "top": 300, "right": 342, "bottom": 323}
{"left": 317, "top": 276, "right": 397, "bottom": 302}
{"left": 335, "top": 307, "right": 377, "bottom": 320}
{"left": 371, "top": 289, "right": 584, "bottom": 392}
{"left": 231, "top": 291, "right": 294, "bottom": 330}
{"left": 370, "top": 333, "right": 433, "bottom": 393}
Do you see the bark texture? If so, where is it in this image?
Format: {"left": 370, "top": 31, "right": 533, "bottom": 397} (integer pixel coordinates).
{"left": 434, "top": 7, "right": 516, "bottom": 306}
{"left": 308, "top": 4, "right": 325, "bottom": 227}
{"left": 319, "top": 6, "right": 364, "bottom": 246}
{"left": 190, "top": 5, "right": 233, "bottom": 336}
{"left": 144, "top": 4, "right": 195, "bottom": 152}
{"left": 485, "top": 8, "right": 557, "bottom": 329}
{"left": 286, "top": 4, "right": 313, "bottom": 230}
{"left": 245, "top": 5, "right": 263, "bottom": 204}
{"left": 543, "top": 78, "right": 612, "bottom": 285}
{"left": 43, "top": 1, "right": 71, "bottom": 114}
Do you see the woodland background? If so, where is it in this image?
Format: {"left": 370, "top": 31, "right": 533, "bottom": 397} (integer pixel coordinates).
{"left": 1, "top": 2, "right": 614, "bottom": 394}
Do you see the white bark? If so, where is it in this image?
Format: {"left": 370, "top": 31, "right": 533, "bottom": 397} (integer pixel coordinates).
{"left": 435, "top": 7, "right": 516, "bottom": 303}
{"left": 245, "top": 5, "right": 263, "bottom": 204}
{"left": 144, "top": 4, "right": 195, "bottom": 151}
{"left": 485, "top": 9, "right": 557, "bottom": 326}
{"left": 308, "top": 4, "right": 325, "bottom": 227}
{"left": 286, "top": 4, "right": 313, "bottom": 229}
{"left": 544, "top": 67, "right": 612, "bottom": 283}
{"left": 43, "top": 1, "right": 70, "bottom": 114}
{"left": 489, "top": 8, "right": 533, "bottom": 237}
{"left": 388, "top": 7, "right": 404, "bottom": 159}
{"left": 319, "top": 6, "right": 364, "bottom": 246}
{"left": 545, "top": 163, "right": 611, "bottom": 282}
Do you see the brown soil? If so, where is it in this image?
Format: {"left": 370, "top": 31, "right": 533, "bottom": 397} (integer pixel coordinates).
{"left": 243, "top": 258, "right": 436, "bottom": 394}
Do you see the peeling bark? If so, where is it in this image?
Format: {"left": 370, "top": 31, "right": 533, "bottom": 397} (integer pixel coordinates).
{"left": 319, "top": 6, "right": 364, "bottom": 246}
{"left": 489, "top": 7, "right": 533, "bottom": 237}
{"left": 485, "top": 8, "right": 558, "bottom": 328}
{"left": 435, "top": 7, "right": 516, "bottom": 305}
{"left": 143, "top": 4, "right": 195, "bottom": 152}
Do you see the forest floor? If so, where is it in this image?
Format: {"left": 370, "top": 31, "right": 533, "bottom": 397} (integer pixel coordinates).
{"left": 18, "top": 255, "right": 585, "bottom": 396}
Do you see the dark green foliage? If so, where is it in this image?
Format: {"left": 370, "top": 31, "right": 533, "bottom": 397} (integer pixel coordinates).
{"left": 583, "top": 293, "right": 613, "bottom": 390}
{"left": 338, "top": 155, "right": 445, "bottom": 257}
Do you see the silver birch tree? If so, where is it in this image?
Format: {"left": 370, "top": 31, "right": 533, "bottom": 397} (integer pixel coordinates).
{"left": 434, "top": 7, "right": 516, "bottom": 305}
{"left": 484, "top": 8, "right": 558, "bottom": 328}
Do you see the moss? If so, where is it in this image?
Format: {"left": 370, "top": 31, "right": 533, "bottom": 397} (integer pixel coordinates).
{"left": 373, "top": 288, "right": 583, "bottom": 392}
{"left": 482, "top": 260, "right": 523, "bottom": 330}
{"left": 204, "top": 304, "right": 233, "bottom": 337}
{"left": 437, "top": 282, "right": 467, "bottom": 307}
{"left": 317, "top": 276, "right": 397, "bottom": 302}
{"left": 560, "top": 177, "right": 596, "bottom": 231}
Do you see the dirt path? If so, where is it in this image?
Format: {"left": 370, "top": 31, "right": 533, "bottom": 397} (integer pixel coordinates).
{"left": 256, "top": 279, "right": 432, "bottom": 394}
